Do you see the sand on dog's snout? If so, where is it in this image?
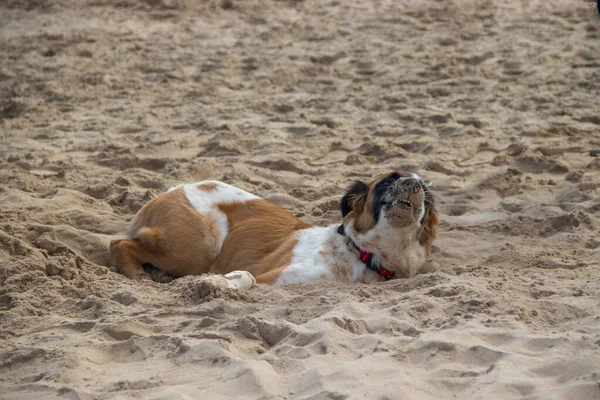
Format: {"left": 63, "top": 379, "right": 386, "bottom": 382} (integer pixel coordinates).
{"left": 1, "top": 0, "right": 600, "bottom": 399}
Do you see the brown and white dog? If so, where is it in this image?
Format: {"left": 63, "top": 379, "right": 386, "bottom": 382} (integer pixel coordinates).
{"left": 109, "top": 172, "right": 438, "bottom": 290}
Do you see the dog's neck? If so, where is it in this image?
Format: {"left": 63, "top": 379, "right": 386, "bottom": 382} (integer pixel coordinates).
{"left": 336, "top": 224, "right": 394, "bottom": 280}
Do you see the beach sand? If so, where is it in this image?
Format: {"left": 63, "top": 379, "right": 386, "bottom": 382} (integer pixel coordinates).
{"left": 1, "top": 0, "right": 599, "bottom": 398}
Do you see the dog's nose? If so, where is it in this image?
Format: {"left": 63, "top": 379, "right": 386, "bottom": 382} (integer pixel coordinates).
{"left": 399, "top": 178, "right": 421, "bottom": 194}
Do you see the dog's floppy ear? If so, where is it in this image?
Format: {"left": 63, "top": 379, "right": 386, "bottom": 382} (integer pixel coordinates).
{"left": 340, "top": 181, "right": 370, "bottom": 217}
{"left": 418, "top": 202, "right": 439, "bottom": 253}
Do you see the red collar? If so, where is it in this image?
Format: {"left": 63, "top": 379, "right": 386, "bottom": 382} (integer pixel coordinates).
{"left": 337, "top": 225, "right": 394, "bottom": 280}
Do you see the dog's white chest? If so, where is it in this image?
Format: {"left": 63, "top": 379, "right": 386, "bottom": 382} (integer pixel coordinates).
{"left": 274, "top": 226, "right": 379, "bottom": 285}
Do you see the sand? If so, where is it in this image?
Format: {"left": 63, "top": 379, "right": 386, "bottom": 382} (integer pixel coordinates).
{"left": 1, "top": 0, "right": 600, "bottom": 399}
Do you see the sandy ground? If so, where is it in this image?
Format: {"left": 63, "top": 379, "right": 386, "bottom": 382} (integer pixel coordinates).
{"left": 1, "top": 0, "right": 600, "bottom": 399}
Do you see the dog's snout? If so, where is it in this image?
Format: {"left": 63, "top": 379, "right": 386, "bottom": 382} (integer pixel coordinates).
{"left": 399, "top": 178, "right": 421, "bottom": 194}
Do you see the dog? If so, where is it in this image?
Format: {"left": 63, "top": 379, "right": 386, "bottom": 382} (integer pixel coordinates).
{"left": 109, "top": 171, "right": 439, "bottom": 290}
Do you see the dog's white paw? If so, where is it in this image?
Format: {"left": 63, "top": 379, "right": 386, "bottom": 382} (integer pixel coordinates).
{"left": 199, "top": 271, "right": 256, "bottom": 292}
{"left": 223, "top": 270, "right": 256, "bottom": 290}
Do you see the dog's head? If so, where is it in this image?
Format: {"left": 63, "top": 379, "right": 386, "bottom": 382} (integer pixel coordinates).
{"left": 340, "top": 171, "right": 439, "bottom": 269}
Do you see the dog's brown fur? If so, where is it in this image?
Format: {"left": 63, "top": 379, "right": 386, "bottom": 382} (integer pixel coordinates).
{"left": 211, "top": 200, "right": 311, "bottom": 283}
{"left": 418, "top": 204, "right": 439, "bottom": 257}
{"left": 110, "top": 186, "right": 312, "bottom": 282}
{"left": 110, "top": 187, "right": 221, "bottom": 279}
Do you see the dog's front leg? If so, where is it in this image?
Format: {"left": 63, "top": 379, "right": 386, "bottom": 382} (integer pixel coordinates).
{"left": 200, "top": 270, "right": 257, "bottom": 291}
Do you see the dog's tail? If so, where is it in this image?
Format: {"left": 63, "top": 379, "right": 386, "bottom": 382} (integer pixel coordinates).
{"left": 134, "top": 227, "right": 164, "bottom": 252}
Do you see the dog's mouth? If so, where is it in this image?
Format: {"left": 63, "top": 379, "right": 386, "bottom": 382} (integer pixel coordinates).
{"left": 384, "top": 198, "right": 413, "bottom": 210}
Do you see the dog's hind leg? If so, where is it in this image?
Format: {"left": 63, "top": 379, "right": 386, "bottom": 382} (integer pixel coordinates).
{"left": 109, "top": 237, "right": 160, "bottom": 280}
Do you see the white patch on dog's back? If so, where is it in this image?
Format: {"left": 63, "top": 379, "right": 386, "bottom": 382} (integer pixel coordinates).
{"left": 178, "top": 181, "right": 259, "bottom": 249}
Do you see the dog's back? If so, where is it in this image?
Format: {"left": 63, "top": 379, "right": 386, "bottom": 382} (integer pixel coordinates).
{"left": 110, "top": 181, "right": 311, "bottom": 281}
